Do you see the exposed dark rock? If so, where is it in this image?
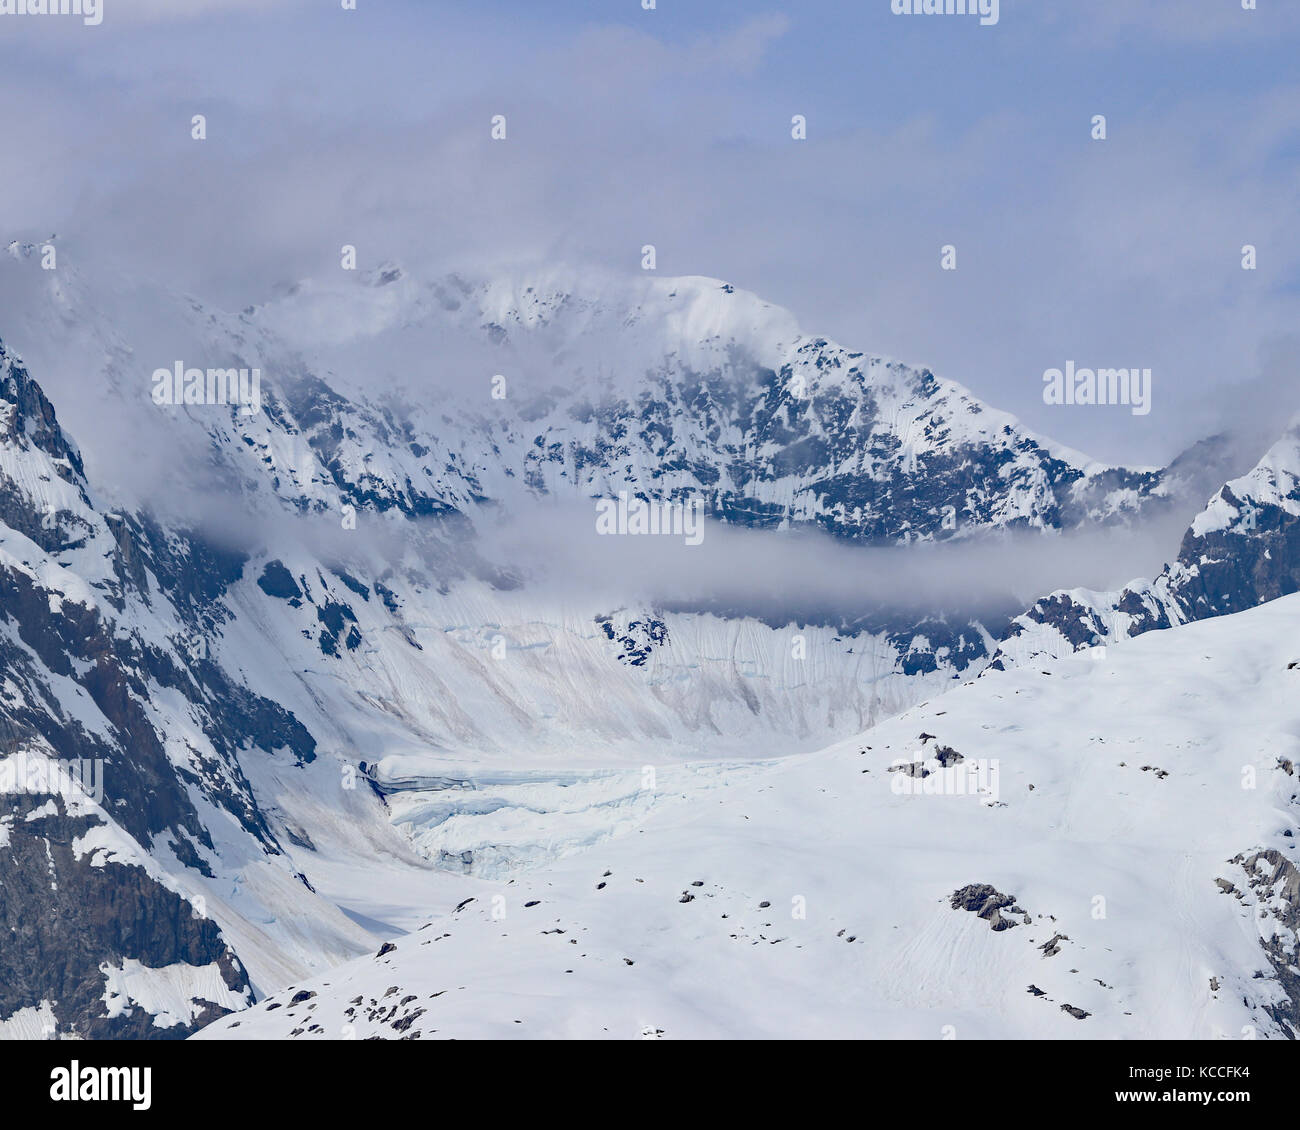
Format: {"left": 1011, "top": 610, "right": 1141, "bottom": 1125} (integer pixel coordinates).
{"left": 950, "top": 884, "right": 1026, "bottom": 932}
{"left": 1229, "top": 850, "right": 1300, "bottom": 1037}
{"left": 257, "top": 560, "right": 301, "bottom": 600}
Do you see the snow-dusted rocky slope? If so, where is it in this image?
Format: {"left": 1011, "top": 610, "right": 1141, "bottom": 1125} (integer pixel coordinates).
{"left": 0, "top": 337, "right": 409, "bottom": 1038}
{"left": 199, "top": 593, "right": 1300, "bottom": 1041}
{"left": 993, "top": 417, "right": 1300, "bottom": 669}
{"left": 0, "top": 244, "right": 1190, "bottom": 543}
{"left": 0, "top": 244, "right": 1227, "bottom": 749}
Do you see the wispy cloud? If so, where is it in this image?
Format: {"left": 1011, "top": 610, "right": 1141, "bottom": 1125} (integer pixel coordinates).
{"left": 0, "top": 1, "right": 1296, "bottom": 469}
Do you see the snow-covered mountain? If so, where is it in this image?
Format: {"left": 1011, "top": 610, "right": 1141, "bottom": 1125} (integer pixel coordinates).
{"left": 993, "top": 417, "right": 1300, "bottom": 670}
{"left": 0, "top": 244, "right": 1294, "bottom": 1038}
{"left": 0, "top": 334, "right": 425, "bottom": 1038}
{"left": 0, "top": 244, "right": 1191, "bottom": 540}
{"left": 198, "top": 592, "right": 1300, "bottom": 1040}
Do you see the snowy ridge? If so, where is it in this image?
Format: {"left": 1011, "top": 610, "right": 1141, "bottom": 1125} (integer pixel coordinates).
{"left": 1190, "top": 417, "right": 1300, "bottom": 537}
{"left": 993, "top": 417, "right": 1300, "bottom": 669}
{"left": 0, "top": 250, "right": 1175, "bottom": 542}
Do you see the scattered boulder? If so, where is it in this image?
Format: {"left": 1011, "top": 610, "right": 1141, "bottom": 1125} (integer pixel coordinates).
{"left": 950, "top": 884, "right": 1026, "bottom": 932}
{"left": 1039, "top": 933, "right": 1069, "bottom": 958}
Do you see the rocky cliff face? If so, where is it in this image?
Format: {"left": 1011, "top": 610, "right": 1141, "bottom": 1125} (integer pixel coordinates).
{"left": 0, "top": 340, "right": 334, "bottom": 1037}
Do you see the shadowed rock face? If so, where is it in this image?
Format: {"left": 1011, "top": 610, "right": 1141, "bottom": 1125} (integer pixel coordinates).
{"left": 1171, "top": 487, "right": 1300, "bottom": 619}
{"left": 0, "top": 797, "right": 250, "bottom": 1039}
{"left": 0, "top": 340, "right": 309, "bottom": 1037}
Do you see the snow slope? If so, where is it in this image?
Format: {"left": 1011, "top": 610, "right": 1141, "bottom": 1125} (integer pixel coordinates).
{"left": 199, "top": 593, "right": 1300, "bottom": 1040}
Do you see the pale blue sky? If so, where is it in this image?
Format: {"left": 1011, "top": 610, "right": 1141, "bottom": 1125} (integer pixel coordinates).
{"left": 2, "top": 0, "right": 1298, "bottom": 464}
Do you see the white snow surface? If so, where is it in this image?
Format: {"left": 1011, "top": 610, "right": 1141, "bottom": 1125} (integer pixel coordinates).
{"left": 100, "top": 959, "right": 249, "bottom": 1029}
{"left": 0, "top": 1001, "right": 57, "bottom": 1040}
{"left": 198, "top": 593, "right": 1300, "bottom": 1040}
